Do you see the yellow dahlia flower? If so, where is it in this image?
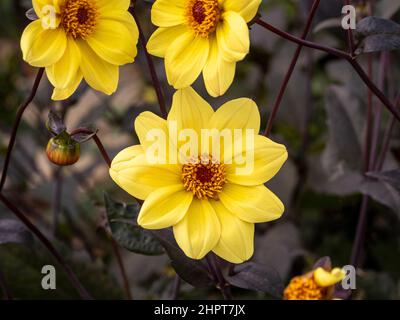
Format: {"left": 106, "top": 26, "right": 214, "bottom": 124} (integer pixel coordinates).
{"left": 109, "top": 87, "right": 288, "bottom": 263}
{"left": 284, "top": 267, "right": 346, "bottom": 300}
{"left": 146, "top": 0, "right": 261, "bottom": 97}
{"left": 21, "top": 0, "right": 139, "bottom": 100}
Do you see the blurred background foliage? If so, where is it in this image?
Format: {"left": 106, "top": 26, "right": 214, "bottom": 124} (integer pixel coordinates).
{"left": 0, "top": 0, "right": 400, "bottom": 299}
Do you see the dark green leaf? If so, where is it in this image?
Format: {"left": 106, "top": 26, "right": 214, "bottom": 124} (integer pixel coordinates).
{"left": 71, "top": 129, "right": 98, "bottom": 143}
{"left": 356, "top": 17, "right": 400, "bottom": 54}
{"left": 152, "top": 230, "right": 213, "bottom": 288}
{"left": 367, "top": 170, "right": 400, "bottom": 193}
{"left": 104, "top": 193, "right": 164, "bottom": 256}
{"left": 47, "top": 111, "right": 66, "bottom": 135}
{"left": 323, "top": 86, "right": 363, "bottom": 173}
{"left": 312, "top": 256, "right": 332, "bottom": 270}
{"left": 0, "top": 219, "right": 33, "bottom": 246}
{"left": 361, "top": 170, "right": 400, "bottom": 215}
{"left": 227, "top": 262, "right": 284, "bottom": 298}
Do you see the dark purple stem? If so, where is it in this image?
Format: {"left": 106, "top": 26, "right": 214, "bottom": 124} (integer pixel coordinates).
{"left": 0, "top": 68, "right": 44, "bottom": 191}
{"left": 131, "top": 10, "right": 168, "bottom": 119}
{"left": 206, "top": 254, "right": 232, "bottom": 300}
{"left": 263, "top": 0, "right": 321, "bottom": 137}
{"left": 369, "top": 52, "right": 389, "bottom": 171}
{"left": 109, "top": 235, "right": 133, "bottom": 300}
{"left": 351, "top": 195, "right": 370, "bottom": 266}
{"left": 255, "top": 19, "right": 400, "bottom": 123}
{"left": 71, "top": 128, "right": 112, "bottom": 168}
{"left": 363, "top": 56, "right": 374, "bottom": 172}
{"left": 0, "top": 193, "right": 93, "bottom": 299}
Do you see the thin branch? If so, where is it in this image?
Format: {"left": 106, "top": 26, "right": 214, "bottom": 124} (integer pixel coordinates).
{"left": 256, "top": 18, "right": 349, "bottom": 58}
{"left": 206, "top": 254, "right": 232, "bottom": 300}
{"left": 109, "top": 236, "right": 133, "bottom": 300}
{"left": 351, "top": 195, "right": 369, "bottom": 267}
{"left": 131, "top": 9, "right": 168, "bottom": 119}
{"left": 363, "top": 56, "right": 374, "bottom": 172}
{"left": 289, "top": 49, "right": 315, "bottom": 220}
{"left": 70, "top": 128, "right": 112, "bottom": 168}
{"left": 263, "top": 0, "right": 320, "bottom": 136}
{"left": 0, "top": 193, "right": 93, "bottom": 299}
{"left": 369, "top": 52, "right": 389, "bottom": 171}
{"left": 0, "top": 68, "right": 44, "bottom": 191}
{"left": 92, "top": 135, "right": 112, "bottom": 167}
{"left": 255, "top": 19, "right": 400, "bottom": 123}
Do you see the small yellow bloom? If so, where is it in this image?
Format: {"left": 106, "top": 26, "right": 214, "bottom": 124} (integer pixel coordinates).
{"left": 21, "top": 0, "right": 139, "bottom": 100}
{"left": 314, "top": 267, "right": 346, "bottom": 287}
{"left": 110, "top": 87, "right": 288, "bottom": 263}
{"left": 284, "top": 266, "right": 346, "bottom": 300}
{"left": 147, "top": 0, "right": 262, "bottom": 97}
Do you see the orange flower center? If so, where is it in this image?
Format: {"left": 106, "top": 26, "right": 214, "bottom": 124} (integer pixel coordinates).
{"left": 182, "top": 155, "right": 226, "bottom": 199}
{"left": 284, "top": 276, "right": 327, "bottom": 300}
{"left": 186, "top": 0, "right": 221, "bottom": 37}
{"left": 61, "top": 0, "right": 98, "bottom": 39}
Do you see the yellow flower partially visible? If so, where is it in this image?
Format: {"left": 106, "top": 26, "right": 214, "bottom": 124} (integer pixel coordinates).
{"left": 284, "top": 267, "right": 346, "bottom": 300}
{"left": 314, "top": 267, "right": 346, "bottom": 287}
{"left": 146, "top": 0, "right": 261, "bottom": 97}
{"left": 109, "top": 87, "right": 288, "bottom": 263}
{"left": 21, "top": 0, "right": 139, "bottom": 100}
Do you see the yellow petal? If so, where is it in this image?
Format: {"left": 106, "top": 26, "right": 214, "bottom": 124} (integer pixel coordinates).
{"left": 210, "top": 98, "right": 260, "bottom": 132}
{"left": 165, "top": 32, "right": 210, "bottom": 89}
{"left": 219, "top": 184, "right": 284, "bottom": 223}
{"left": 135, "top": 111, "right": 168, "bottom": 149}
{"left": 203, "top": 36, "right": 236, "bottom": 97}
{"left": 86, "top": 16, "right": 138, "bottom": 65}
{"left": 151, "top": 0, "right": 187, "bottom": 27}
{"left": 147, "top": 26, "right": 188, "bottom": 58}
{"left": 95, "top": 0, "right": 130, "bottom": 11}
{"left": 46, "top": 37, "right": 81, "bottom": 89}
{"left": 173, "top": 199, "right": 221, "bottom": 259}
{"left": 51, "top": 70, "right": 83, "bottom": 101}
{"left": 76, "top": 40, "right": 119, "bottom": 95}
{"left": 314, "top": 268, "right": 346, "bottom": 287}
{"left": 223, "top": 0, "right": 262, "bottom": 22}
{"left": 21, "top": 20, "right": 67, "bottom": 67}
{"left": 110, "top": 146, "right": 181, "bottom": 200}
{"left": 211, "top": 200, "right": 254, "bottom": 263}
{"left": 111, "top": 145, "right": 143, "bottom": 164}
{"left": 226, "top": 135, "right": 288, "bottom": 186}
{"left": 216, "top": 11, "right": 249, "bottom": 62}
{"left": 138, "top": 185, "right": 193, "bottom": 229}
{"left": 168, "top": 87, "right": 214, "bottom": 134}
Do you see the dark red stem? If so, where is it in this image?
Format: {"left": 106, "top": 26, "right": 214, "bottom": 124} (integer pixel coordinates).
{"left": 131, "top": 10, "right": 168, "bottom": 119}
{"left": 0, "top": 193, "right": 93, "bottom": 299}
{"left": 70, "top": 128, "right": 112, "bottom": 168}
{"left": 263, "top": 0, "right": 321, "bottom": 136}
{"left": 0, "top": 68, "right": 44, "bottom": 191}
{"left": 255, "top": 19, "right": 400, "bottom": 123}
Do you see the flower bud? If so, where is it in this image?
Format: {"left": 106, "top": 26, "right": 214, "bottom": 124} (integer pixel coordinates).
{"left": 46, "top": 132, "right": 80, "bottom": 166}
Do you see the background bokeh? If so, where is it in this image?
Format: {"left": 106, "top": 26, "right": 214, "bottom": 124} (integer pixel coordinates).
{"left": 1, "top": 0, "right": 400, "bottom": 299}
